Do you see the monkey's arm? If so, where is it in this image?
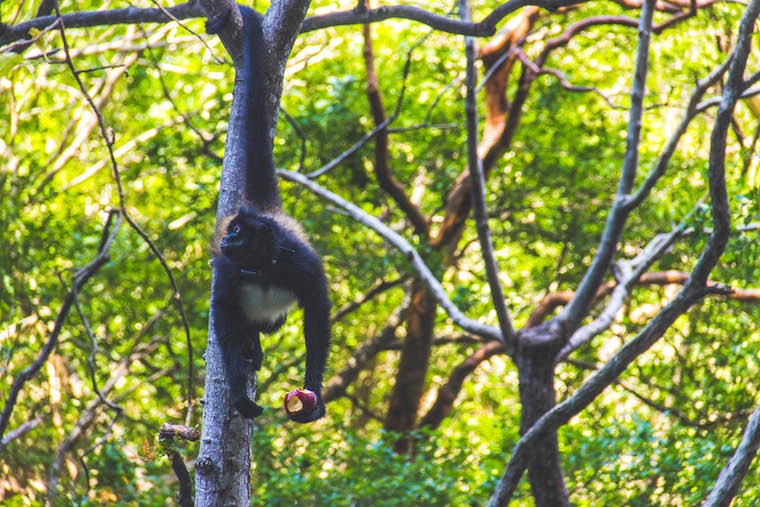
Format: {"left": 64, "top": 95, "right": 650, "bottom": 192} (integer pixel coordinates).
{"left": 286, "top": 256, "right": 331, "bottom": 423}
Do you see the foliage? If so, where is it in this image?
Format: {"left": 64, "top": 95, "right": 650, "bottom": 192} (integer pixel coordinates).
{"left": 1, "top": 0, "right": 759, "bottom": 505}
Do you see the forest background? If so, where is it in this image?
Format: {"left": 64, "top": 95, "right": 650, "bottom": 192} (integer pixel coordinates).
{"left": 2, "top": 0, "right": 760, "bottom": 505}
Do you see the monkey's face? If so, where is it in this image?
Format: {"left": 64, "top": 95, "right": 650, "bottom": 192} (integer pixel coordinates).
{"left": 220, "top": 214, "right": 277, "bottom": 268}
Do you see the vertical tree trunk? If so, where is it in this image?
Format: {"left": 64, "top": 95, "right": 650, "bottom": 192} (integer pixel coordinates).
{"left": 194, "top": 15, "right": 255, "bottom": 498}
{"left": 516, "top": 325, "right": 569, "bottom": 507}
{"left": 384, "top": 284, "right": 436, "bottom": 452}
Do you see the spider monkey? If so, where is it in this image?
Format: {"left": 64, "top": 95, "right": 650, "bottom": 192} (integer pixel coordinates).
{"left": 207, "top": 5, "right": 331, "bottom": 423}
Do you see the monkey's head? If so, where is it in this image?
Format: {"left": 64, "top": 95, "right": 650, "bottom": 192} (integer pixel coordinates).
{"left": 219, "top": 205, "right": 278, "bottom": 268}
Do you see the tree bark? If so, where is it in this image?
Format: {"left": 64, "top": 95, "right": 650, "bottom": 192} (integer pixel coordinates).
{"left": 384, "top": 284, "right": 436, "bottom": 452}
{"left": 516, "top": 324, "right": 569, "bottom": 507}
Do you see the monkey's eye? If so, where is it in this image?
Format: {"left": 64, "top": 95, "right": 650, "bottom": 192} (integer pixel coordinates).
{"left": 233, "top": 226, "right": 241, "bottom": 234}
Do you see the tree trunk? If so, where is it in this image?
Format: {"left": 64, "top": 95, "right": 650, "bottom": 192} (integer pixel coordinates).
{"left": 384, "top": 284, "right": 436, "bottom": 452}
{"left": 516, "top": 325, "right": 570, "bottom": 507}
{"left": 194, "top": 273, "right": 255, "bottom": 507}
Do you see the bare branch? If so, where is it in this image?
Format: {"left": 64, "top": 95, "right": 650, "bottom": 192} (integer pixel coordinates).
{"left": 0, "top": 211, "right": 119, "bottom": 444}
{"left": 461, "top": 0, "right": 516, "bottom": 346}
{"left": 362, "top": 22, "right": 429, "bottom": 237}
{"left": 555, "top": 224, "right": 686, "bottom": 363}
{"left": 69, "top": 212, "right": 126, "bottom": 414}
{"left": 52, "top": 6, "right": 196, "bottom": 427}
{"left": 308, "top": 27, "right": 418, "bottom": 180}
{"left": 625, "top": 55, "right": 732, "bottom": 210}
{"left": 488, "top": 288, "right": 704, "bottom": 505}
{"left": 159, "top": 423, "right": 199, "bottom": 507}
{"left": 557, "top": 0, "right": 655, "bottom": 333}
{"left": 0, "top": 416, "right": 43, "bottom": 454}
{"left": 280, "top": 169, "right": 503, "bottom": 342}
{"left": 47, "top": 340, "right": 162, "bottom": 499}
{"left": 331, "top": 276, "right": 409, "bottom": 322}
{"left": 301, "top": 0, "right": 582, "bottom": 36}
{"left": 689, "top": 0, "right": 758, "bottom": 287}
{"left": 703, "top": 403, "right": 760, "bottom": 507}
{"left": 0, "top": 2, "right": 204, "bottom": 48}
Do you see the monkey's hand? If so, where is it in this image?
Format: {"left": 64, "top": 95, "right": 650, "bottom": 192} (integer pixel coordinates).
{"left": 284, "top": 388, "right": 325, "bottom": 423}
{"left": 234, "top": 395, "right": 264, "bottom": 419}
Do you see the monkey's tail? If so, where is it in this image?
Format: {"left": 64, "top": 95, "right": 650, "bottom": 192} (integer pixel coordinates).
{"left": 240, "top": 7, "right": 281, "bottom": 210}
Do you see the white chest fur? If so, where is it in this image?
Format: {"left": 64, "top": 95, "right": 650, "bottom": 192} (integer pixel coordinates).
{"left": 239, "top": 283, "right": 296, "bottom": 324}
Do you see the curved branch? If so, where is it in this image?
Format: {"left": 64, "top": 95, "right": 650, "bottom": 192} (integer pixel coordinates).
{"left": 703, "top": 403, "right": 760, "bottom": 507}
{"left": 279, "top": 169, "right": 503, "bottom": 343}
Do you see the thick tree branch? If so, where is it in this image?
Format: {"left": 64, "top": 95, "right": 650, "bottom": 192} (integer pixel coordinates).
{"left": 301, "top": 0, "right": 582, "bottom": 36}
{"left": 0, "top": 0, "right": 720, "bottom": 50}
{"left": 0, "top": 2, "right": 204, "bottom": 47}
{"left": 703, "top": 403, "right": 760, "bottom": 507}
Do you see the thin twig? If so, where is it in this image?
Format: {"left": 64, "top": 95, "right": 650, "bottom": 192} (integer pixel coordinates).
{"left": 52, "top": 6, "right": 196, "bottom": 427}
{"left": 307, "top": 25, "right": 422, "bottom": 179}
{"left": 0, "top": 211, "right": 119, "bottom": 443}
{"left": 147, "top": 0, "right": 225, "bottom": 65}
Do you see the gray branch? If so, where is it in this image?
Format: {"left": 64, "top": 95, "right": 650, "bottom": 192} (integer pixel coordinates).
{"left": 702, "top": 403, "right": 760, "bottom": 506}
{"left": 1, "top": 0, "right": 586, "bottom": 49}
{"left": 555, "top": 225, "right": 685, "bottom": 363}
{"left": 279, "top": 169, "right": 503, "bottom": 343}
{"left": 460, "top": 0, "right": 515, "bottom": 349}
{"left": 557, "top": 0, "right": 655, "bottom": 333}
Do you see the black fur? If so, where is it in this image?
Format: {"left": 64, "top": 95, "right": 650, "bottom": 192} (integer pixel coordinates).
{"left": 208, "top": 6, "right": 331, "bottom": 423}
{"left": 238, "top": 5, "right": 280, "bottom": 210}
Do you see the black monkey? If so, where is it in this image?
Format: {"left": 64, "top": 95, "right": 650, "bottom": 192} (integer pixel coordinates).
{"left": 207, "top": 6, "right": 331, "bottom": 423}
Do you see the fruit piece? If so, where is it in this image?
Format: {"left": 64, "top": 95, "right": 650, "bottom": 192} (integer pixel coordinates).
{"left": 284, "top": 389, "right": 317, "bottom": 416}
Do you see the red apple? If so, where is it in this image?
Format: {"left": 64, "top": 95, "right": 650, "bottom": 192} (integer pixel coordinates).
{"left": 284, "top": 388, "right": 318, "bottom": 416}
